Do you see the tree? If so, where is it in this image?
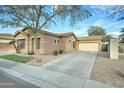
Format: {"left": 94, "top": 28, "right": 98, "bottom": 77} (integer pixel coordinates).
{"left": 107, "top": 6, "right": 124, "bottom": 21}
{"left": 0, "top": 5, "right": 92, "bottom": 62}
{"left": 87, "top": 26, "right": 106, "bottom": 36}
{"left": 119, "top": 28, "right": 124, "bottom": 43}
{"left": 91, "top": 6, "right": 124, "bottom": 21}
{"left": 102, "top": 35, "right": 112, "bottom": 42}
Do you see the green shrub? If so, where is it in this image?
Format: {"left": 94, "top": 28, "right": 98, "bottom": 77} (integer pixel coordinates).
{"left": 59, "top": 49, "right": 64, "bottom": 54}
{"left": 28, "top": 51, "right": 34, "bottom": 55}
{"left": 53, "top": 50, "right": 59, "bottom": 56}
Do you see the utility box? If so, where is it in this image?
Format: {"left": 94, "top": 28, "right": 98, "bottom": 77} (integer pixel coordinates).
{"left": 110, "top": 39, "right": 118, "bottom": 59}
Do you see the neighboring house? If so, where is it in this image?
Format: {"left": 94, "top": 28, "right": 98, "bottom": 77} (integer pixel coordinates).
{"left": 0, "top": 33, "right": 15, "bottom": 52}
{"left": 14, "top": 28, "right": 77, "bottom": 54}
{"left": 77, "top": 36, "right": 103, "bottom": 52}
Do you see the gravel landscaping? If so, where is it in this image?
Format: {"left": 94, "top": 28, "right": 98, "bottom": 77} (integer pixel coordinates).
{"left": 90, "top": 52, "right": 124, "bottom": 87}
{"left": 26, "top": 52, "right": 71, "bottom": 67}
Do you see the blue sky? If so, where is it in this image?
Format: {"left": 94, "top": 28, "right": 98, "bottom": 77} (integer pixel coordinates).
{"left": 0, "top": 5, "right": 124, "bottom": 37}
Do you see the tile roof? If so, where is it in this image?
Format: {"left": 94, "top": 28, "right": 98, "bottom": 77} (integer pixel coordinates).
{"left": 78, "top": 36, "right": 103, "bottom": 41}
{"left": 0, "top": 33, "right": 14, "bottom": 39}
{"left": 57, "top": 32, "right": 74, "bottom": 37}
{"left": 14, "top": 28, "right": 76, "bottom": 38}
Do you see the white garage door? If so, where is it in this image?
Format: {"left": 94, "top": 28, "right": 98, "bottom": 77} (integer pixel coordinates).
{"left": 79, "top": 43, "right": 99, "bottom": 51}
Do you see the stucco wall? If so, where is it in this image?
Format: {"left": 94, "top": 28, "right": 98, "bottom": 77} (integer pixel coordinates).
{"left": 65, "top": 35, "right": 76, "bottom": 52}
{"left": 0, "top": 44, "right": 15, "bottom": 51}
{"left": 0, "top": 37, "right": 15, "bottom": 52}
{"left": 110, "top": 39, "right": 118, "bottom": 59}
{"left": 59, "top": 37, "right": 66, "bottom": 52}
{"left": 14, "top": 30, "right": 77, "bottom": 54}
{"left": 15, "top": 30, "right": 61, "bottom": 54}
{"left": 43, "top": 34, "right": 60, "bottom": 54}
{"left": 14, "top": 31, "right": 28, "bottom": 54}
{"left": 29, "top": 33, "right": 45, "bottom": 54}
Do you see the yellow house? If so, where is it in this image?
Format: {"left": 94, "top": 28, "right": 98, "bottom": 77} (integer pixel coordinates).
{"left": 14, "top": 28, "right": 77, "bottom": 54}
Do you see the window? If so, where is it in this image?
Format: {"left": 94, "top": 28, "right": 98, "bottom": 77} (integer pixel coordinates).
{"left": 73, "top": 41, "right": 75, "bottom": 48}
{"left": 36, "top": 38, "right": 40, "bottom": 49}
{"left": 53, "top": 39, "right": 59, "bottom": 44}
{"left": 18, "top": 39, "right": 25, "bottom": 49}
{"left": 58, "top": 40, "right": 59, "bottom": 44}
{"left": 53, "top": 39, "right": 56, "bottom": 44}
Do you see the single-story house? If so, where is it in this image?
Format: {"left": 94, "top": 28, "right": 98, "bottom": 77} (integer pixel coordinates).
{"left": 0, "top": 33, "right": 15, "bottom": 51}
{"left": 77, "top": 36, "right": 103, "bottom": 52}
{"left": 14, "top": 28, "right": 77, "bottom": 54}
{"left": 0, "top": 29, "right": 103, "bottom": 54}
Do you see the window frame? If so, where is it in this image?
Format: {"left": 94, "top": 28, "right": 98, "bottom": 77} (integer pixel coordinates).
{"left": 73, "top": 41, "right": 75, "bottom": 48}
{"left": 57, "top": 40, "right": 60, "bottom": 44}
{"left": 53, "top": 39, "right": 60, "bottom": 44}
{"left": 18, "top": 39, "right": 25, "bottom": 49}
{"left": 53, "top": 39, "right": 57, "bottom": 44}
{"left": 36, "top": 38, "right": 40, "bottom": 49}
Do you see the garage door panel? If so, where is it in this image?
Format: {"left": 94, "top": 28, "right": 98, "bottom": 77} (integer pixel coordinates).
{"left": 79, "top": 43, "right": 99, "bottom": 51}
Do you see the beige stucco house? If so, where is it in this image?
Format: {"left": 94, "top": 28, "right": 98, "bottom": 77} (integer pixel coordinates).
{"left": 14, "top": 28, "right": 77, "bottom": 54}
{"left": 77, "top": 36, "right": 103, "bottom": 52}
{"left": 0, "top": 29, "right": 103, "bottom": 54}
{"left": 0, "top": 33, "right": 15, "bottom": 51}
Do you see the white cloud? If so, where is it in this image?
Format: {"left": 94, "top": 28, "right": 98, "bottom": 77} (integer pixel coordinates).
{"left": 105, "top": 21, "right": 124, "bottom": 32}
{"left": 104, "top": 21, "right": 119, "bottom": 29}
{"left": 73, "top": 29, "right": 88, "bottom": 37}
{"left": 108, "top": 31, "right": 121, "bottom": 38}
{"left": 73, "top": 27, "right": 89, "bottom": 37}
{"left": 117, "top": 25, "right": 124, "bottom": 28}
{"left": 71, "top": 23, "right": 90, "bottom": 37}
{"left": 93, "top": 19, "right": 105, "bottom": 26}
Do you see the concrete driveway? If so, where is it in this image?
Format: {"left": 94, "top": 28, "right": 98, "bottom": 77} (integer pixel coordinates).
{"left": 0, "top": 52, "right": 115, "bottom": 88}
{"left": 42, "top": 52, "right": 97, "bottom": 79}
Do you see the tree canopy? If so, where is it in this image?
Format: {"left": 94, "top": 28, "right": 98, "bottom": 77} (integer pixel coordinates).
{"left": 87, "top": 26, "right": 106, "bottom": 36}
{"left": 0, "top": 5, "right": 92, "bottom": 31}
{"left": 108, "top": 6, "right": 124, "bottom": 21}
{"left": 92, "top": 6, "right": 124, "bottom": 21}
{"left": 119, "top": 28, "right": 124, "bottom": 43}
{"left": 102, "top": 35, "right": 112, "bottom": 42}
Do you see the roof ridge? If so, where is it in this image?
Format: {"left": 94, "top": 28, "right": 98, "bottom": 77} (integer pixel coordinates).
{"left": 14, "top": 28, "right": 75, "bottom": 37}
{"left": 78, "top": 35, "right": 103, "bottom": 40}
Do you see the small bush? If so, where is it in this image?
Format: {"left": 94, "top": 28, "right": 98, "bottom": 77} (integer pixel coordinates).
{"left": 59, "top": 49, "right": 64, "bottom": 54}
{"left": 53, "top": 50, "right": 59, "bottom": 56}
{"left": 28, "top": 51, "right": 34, "bottom": 55}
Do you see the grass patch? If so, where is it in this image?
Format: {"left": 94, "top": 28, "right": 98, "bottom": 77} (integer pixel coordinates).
{"left": 0, "top": 54, "right": 32, "bottom": 63}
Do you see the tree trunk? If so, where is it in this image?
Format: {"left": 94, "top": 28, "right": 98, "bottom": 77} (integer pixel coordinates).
{"left": 13, "top": 43, "right": 18, "bottom": 53}
{"left": 27, "top": 35, "right": 30, "bottom": 54}
{"left": 34, "top": 32, "right": 39, "bottom": 62}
